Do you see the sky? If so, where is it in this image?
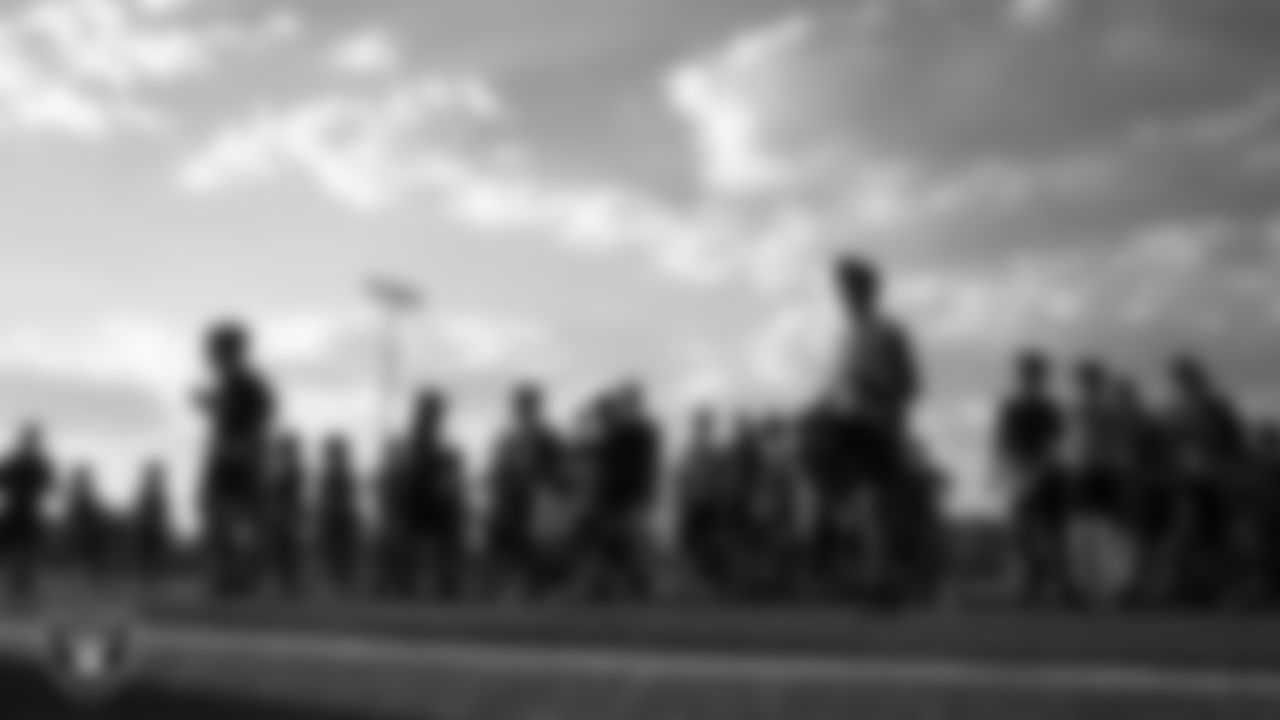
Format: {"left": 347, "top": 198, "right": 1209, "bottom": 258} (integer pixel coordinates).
{"left": 0, "top": 0, "right": 1279, "bottom": 523}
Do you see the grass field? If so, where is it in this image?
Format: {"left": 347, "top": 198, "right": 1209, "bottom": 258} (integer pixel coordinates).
{"left": 7, "top": 597, "right": 1280, "bottom": 719}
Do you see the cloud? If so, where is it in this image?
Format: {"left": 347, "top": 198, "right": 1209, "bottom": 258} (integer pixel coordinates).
{"left": 177, "top": 73, "right": 504, "bottom": 207}
{"left": 666, "top": 14, "right": 818, "bottom": 195}
{"left": 326, "top": 28, "right": 401, "bottom": 79}
{"left": 0, "top": 0, "right": 299, "bottom": 141}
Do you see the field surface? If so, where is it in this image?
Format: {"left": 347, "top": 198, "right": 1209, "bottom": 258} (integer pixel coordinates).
{"left": 4, "top": 597, "right": 1280, "bottom": 719}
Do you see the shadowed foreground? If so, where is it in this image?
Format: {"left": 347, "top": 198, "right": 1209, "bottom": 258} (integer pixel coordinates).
{"left": 0, "top": 656, "right": 414, "bottom": 720}
{"left": 4, "top": 650, "right": 1280, "bottom": 720}
{"left": 9, "top": 603, "right": 1280, "bottom": 720}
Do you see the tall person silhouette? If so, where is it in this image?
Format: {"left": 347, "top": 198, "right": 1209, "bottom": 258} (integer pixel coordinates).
{"left": 0, "top": 423, "right": 54, "bottom": 600}
{"left": 195, "top": 321, "right": 277, "bottom": 598}
{"left": 132, "top": 461, "right": 173, "bottom": 586}
{"left": 318, "top": 435, "right": 360, "bottom": 593}
{"left": 810, "top": 256, "right": 922, "bottom": 602}
{"left": 995, "top": 351, "right": 1066, "bottom": 603}
{"left": 267, "top": 434, "right": 307, "bottom": 595}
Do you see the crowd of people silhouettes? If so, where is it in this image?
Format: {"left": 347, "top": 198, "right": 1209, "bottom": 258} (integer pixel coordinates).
{"left": 0, "top": 255, "right": 1277, "bottom": 610}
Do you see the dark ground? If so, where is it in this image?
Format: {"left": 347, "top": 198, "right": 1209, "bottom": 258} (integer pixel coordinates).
{"left": 6, "top": 598, "right": 1280, "bottom": 719}
{"left": 145, "top": 597, "right": 1280, "bottom": 672}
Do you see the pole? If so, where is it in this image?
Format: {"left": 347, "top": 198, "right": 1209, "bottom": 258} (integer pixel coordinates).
{"left": 379, "top": 306, "right": 400, "bottom": 452}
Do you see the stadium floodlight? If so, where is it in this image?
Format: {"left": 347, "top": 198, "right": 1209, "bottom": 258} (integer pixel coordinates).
{"left": 366, "top": 275, "right": 425, "bottom": 449}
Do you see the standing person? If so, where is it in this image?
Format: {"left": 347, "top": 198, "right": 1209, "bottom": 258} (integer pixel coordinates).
{"left": 65, "top": 466, "right": 112, "bottom": 587}
{"left": 132, "top": 461, "right": 173, "bottom": 586}
{"left": 591, "top": 384, "right": 662, "bottom": 600}
{"left": 1067, "top": 361, "right": 1115, "bottom": 513}
{"left": 994, "top": 351, "right": 1066, "bottom": 603}
{"left": 0, "top": 424, "right": 55, "bottom": 599}
{"left": 403, "top": 390, "right": 467, "bottom": 599}
{"left": 195, "top": 321, "right": 277, "bottom": 597}
{"left": 488, "top": 383, "right": 565, "bottom": 598}
{"left": 808, "top": 256, "right": 922, "bottom": 601}
{"left": 676, "top": 409, "right": 725, "bottom": 590}
{"left": 316, "top": 435, "right": 360, "bottom": 593}
{"left": 1251, "top": 423, "right": 1280, "bottom": 601}
{"left": 1163, "top": 356, "right": 1247, "bottom": 604}
{"left": 266, "top": 434, "right": 307, "bottom": 595}
{"left": 374, "top": 438, "right": 411, "bottom": 597}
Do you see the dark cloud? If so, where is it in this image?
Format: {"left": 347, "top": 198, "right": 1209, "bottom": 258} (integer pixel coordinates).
{"left": 806, "top": 0, "right": 1280, "bottom": 166}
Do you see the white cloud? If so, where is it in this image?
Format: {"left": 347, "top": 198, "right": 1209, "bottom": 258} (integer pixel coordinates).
{"left": 327, "top": 29, "right": 401, "bottom": 79}
{"left": 178, "top": 73, "right": 503, "bottom": 207}
{"left": 665, "top": 15, "right": 815, "bottom": 195}
{"left": 0, "top": 0, "right": 300, "bottom": 141}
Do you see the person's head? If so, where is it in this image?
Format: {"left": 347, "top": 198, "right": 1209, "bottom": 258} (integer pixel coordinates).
{"left": 141, "top": 460, "right": 167, "bottom": 489}
{"left": 141, "top": 459, "right": 165, "bottom": 481}
{"left": 324, "top": 434, "right": 351, "bottom": 468}
{"left": 1170, "top": 353, "right": 1211, "bottom": 397}
{"left": 275, "top": 432, "right": 303, "bottom": 467}
{"left": 617, "top": 381, "right": 646, "bottom": 418}
{"left": 413, "top": 387, "right": 448, "bottom": 434}
{"left": 691, "top": 407, "right": 716, "bottom": 441}
{"left": 16, "top": 422, "right": 44, "bottom": 456}
{"left": 1015, "top": 350, "right": 1050, "bottom": 391}
{"left": 1075, "top": 358, "right": 1108, "bottom": 395}
{"left": 206, "top": 320, "right": 252, "bottom": 373}
{"left": 513, "top": 382, "right": 545, "bottom": 424}
{"left": 834, "top": 255, "right": 882, "bottom": 318}
{"left": 69, "top": 464, "right": 95, "bottom": 493}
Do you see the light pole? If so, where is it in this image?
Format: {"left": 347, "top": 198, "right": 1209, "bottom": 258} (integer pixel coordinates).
{"left": 366, "top": 276, "right": 424, "bottom": 453}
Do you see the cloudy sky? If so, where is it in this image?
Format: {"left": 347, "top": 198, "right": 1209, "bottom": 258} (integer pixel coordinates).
{"left": 0, "top": 0, "right": 1278, "bottom": 519}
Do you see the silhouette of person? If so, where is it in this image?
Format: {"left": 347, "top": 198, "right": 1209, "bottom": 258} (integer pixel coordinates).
{"left": 1101, "top": 377, "right": 1163, "bottom": 519}
{"left": 402, "top": 389, "right": 467, "bottom": 599}
{"left": 1166, "top": 356, "right": 1246, "bottom": 472}
{"left": 995, "top": 351, "right": 1066, "bottom": 602}
{"left": 1251, "top": 423, "right": 1280, "bottom": 600}
{"left": 808, "top": 256, "right": 922, "bottom": 600}
{"left": 1162, "top": 355, "right": 1246, "bottom": 604}
{"left": 489, "top": 383, "right": 565, "bottom": 598}
{"left": 374, "top": 437, "right": 411, "bottom": 597}
{"left": 587, "top": 383, "right": 660, "bottom": 600}
{"left": 1068, "top": 359, "right": 1116, "bottom": 514}
{"left": 266, "top": 433, "right": 307, "bottom": 595}
{"left": 0, "top": 423, "right": 54, "bottom": 599}
{"left": 132, "top": 460, "right": 173, "bottom": 585}
{"left": 195, "top": 320, "right": 277, "bottom": 597}
{"left": 65, "top": 465, "right": 111, "bottom": 586}
{"left": 676, "top": 409, "right": 722, "bottom": 577}
{"left": 317, "top": 435, "right": 360, "bottom": 593}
